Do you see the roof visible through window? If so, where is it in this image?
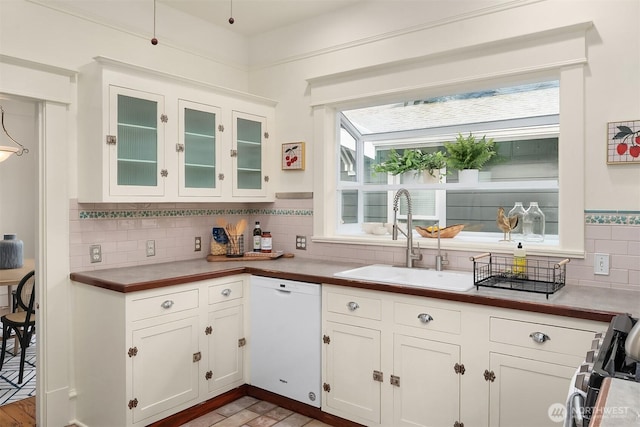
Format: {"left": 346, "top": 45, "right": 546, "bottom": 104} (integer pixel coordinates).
{"left": 342, "top": 81, "right": 559, "bottom": 135}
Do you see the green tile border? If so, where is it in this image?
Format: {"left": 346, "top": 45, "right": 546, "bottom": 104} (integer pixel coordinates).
{"left": 78, "top": 208, "right": 638, "bottom": 224}
{"left": 585, "top": 211, "right": 640, "bottom": 225}
{"left": 79, "top": 208, "right": 314, "bottom": 219}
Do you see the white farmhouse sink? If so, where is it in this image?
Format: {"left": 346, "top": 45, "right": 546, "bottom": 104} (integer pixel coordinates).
{"left": 334, "top": 264, "right": 474, "bottom": 292}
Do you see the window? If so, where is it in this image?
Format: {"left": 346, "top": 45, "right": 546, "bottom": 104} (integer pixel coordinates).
{"left": 336, "top": 81, "right": 560, "bottom": 244}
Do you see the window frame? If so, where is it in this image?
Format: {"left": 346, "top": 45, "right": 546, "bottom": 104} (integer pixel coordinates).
{"left": 308, "top": 25, "right": 588, "bottom": 258}
{"left": 312, "top": 68, "right": 584, "bottom": 257}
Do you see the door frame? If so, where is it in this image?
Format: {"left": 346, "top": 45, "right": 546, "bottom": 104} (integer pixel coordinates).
{"left": 1, "top": 55, "right": 76, "bottom": 426}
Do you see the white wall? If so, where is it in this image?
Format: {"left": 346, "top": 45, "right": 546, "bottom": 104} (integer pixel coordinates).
{"left": 0, "top": 0, "right": 249, "bottom": 83}
{"left": 0, "top": 0, "right": 252, "bottom": 200}
{"left": 249, "top": 0, "right": 640, "bottom": 210}
{"left": 4, "top": 0, "right": 637, "bottom": 208}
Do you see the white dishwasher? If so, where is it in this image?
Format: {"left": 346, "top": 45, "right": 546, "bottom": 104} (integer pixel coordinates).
{"left": 250, "top": 276, "right": 321, "bottom": 407}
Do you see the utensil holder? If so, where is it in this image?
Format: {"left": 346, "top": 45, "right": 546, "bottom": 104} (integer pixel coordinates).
{"left": 210, "top": 227, "right": 228, "bottom": 256}
{"left": 226, "top": 234, "right": 244, "bottom": 258}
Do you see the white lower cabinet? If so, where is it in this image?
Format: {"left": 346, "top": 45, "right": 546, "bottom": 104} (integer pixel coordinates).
{"left": 73, "top": 275, "right": 606, "bottom": 427}
{"left": 393, "top": 334, "right": 461, "bottom": 427}
{"left": 72, "top": 276, "right": 248, "bottom": 427}
{"left": 322, "top": 284, "right": 606, "bottom": 427}
{"left": 322, "top": 286, "right": 465, "bottom": 427}
{"left": 324, "top": 321, "right": 382, "bottom": 424}
{"left": 131, "top": 316, "right": 200, "bottom": 424}
{"left": 486, "top": 314, "right": 603, "bottom": 427}
{"left": 205, "top": 304, "right": 244, "bottom": 394}
{"left": 487, "top": 353, "right": 576, "bottom": 427}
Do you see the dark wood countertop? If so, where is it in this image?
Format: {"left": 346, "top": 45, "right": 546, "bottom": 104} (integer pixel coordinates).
{"left": 70, "top": 258, "right": 639, "bottom": 323}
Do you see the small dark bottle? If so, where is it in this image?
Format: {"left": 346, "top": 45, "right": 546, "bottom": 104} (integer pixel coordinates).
{"left": 253, "top": 221, "right": 262, "bottom": 252}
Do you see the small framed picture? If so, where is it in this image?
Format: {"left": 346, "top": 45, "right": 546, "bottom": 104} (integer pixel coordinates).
{"left": 607, "top": 120, "right": 640, "bottom": 164}
{"left": 282, "top": 142, "right": 305, "bottom": 170}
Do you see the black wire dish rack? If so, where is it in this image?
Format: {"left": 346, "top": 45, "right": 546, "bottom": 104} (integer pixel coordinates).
{"left": 470, "top": 252, "right": 569, "bottom": 299}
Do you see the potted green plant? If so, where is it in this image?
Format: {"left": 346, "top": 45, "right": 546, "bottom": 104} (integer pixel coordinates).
{"left": 444, "top": 133, "right": 496, "bottom": 184}
{"left": 373, "top": 149, "right": 447, "bottom": 183}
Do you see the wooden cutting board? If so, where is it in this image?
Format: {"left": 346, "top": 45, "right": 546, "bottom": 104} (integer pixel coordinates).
{"left": 206, "top": 252, "right": 294, "bottom": 262}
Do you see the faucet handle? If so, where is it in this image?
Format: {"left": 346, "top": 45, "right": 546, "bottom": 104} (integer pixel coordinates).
{"left": 441, "top": 252, "right": 449, "bottom": 265}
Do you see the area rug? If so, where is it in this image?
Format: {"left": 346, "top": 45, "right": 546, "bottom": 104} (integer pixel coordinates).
{"left": 0, "top": 336, "right": 36, "bottom": 406}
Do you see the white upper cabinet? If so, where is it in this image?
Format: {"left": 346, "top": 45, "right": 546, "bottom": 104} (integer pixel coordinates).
{"left": 177, "top": 100, "right": 223, "bottom": 198}
{"left": 232, "top": 111, "right": 269, "bottom": 198}
{"left": 78, "top": 57, "right": 276, "bottom": 203}
{"left": 108, "top": 86, "right": 166, "bottom": 197}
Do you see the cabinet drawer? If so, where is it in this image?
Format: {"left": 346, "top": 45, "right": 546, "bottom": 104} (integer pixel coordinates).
{"left": 131, "top": 288, "right": 199, "bottom": 322}
{"left": 394, "top": 302, "right": 461, "bottom": 335}
{"left": 208, "top": 280, "right": 244, "bottom": 304}
{"left": 490, "top": 317, "right": 595, "bottom": 357}
{"left": 326, "top": 290, "right": 382, "bottom": 321}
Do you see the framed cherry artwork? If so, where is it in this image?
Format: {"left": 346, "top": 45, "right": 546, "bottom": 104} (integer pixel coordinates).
{"left": 608, "top": 120, "right": 640, "bottom": 164}
{"left": 282, "top": 142, "right": 305, "bottom": 170}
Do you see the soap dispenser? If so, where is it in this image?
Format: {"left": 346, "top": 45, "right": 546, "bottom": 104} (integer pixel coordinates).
{"left": 513, "top": 242, "right": 526, "bottom": 276}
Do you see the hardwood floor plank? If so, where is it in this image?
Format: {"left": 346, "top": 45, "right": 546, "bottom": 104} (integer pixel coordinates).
{"left": 0, "top": 411, "right": 20, "bottom": 427}
{"left": 0, "top": 397, "right": 35, "bottom": 426}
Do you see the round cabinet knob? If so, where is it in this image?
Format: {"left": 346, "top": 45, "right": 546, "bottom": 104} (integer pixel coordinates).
{"left": 347, "top": 301, "right": 359, "bottom": 311}
{"left": 161, "top": 300, "right": 174, "bottom": 309}
{"left": 221, "top": 288, "right": 231, "bottom": 297}
{"left": 529, "top": 331, "right": 551, "bottom": 343}
{"left": 417, "top": 313, "right": 434, "bottom": 323}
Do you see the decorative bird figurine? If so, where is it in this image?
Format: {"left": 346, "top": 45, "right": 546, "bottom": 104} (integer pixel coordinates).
{"left": 496, "top": 207, "right": 518, "bottom": 241}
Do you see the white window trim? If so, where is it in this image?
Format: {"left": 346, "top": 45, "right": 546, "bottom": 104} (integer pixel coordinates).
{"left": 310, "top": 24, "right": 588, "bottom": 258}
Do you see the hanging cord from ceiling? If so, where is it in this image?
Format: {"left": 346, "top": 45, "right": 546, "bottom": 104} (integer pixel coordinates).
{"left": 151, "top": 0, "right": 158, "bottom": 45}
{"left": 228, "top": 0, "right": 235, "bottom": 24}
{"left": 0, "top": 106, "right": 29, "bottom": 162}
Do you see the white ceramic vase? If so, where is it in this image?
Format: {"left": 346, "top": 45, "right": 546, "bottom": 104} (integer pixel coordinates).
{"left": 401, "top": 170, "right": 443, "bottom": 185}
{"left": 458, "top": 169, "right": 479, "bottom": 185}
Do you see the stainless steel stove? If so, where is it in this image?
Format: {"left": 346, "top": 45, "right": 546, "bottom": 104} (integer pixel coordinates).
{"left": 567, "top": 313, "right": 639, "bottom": 426}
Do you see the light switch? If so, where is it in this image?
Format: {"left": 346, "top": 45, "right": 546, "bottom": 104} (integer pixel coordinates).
{"left": 146, "top": 240, "right": 156, "bottom": 257}
{"left": 594, "top": 253, "right": 609, "bottom": 276}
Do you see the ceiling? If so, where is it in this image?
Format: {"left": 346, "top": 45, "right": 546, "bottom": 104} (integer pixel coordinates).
{"left": 160, "top": 0, "right": 368, "bottom": 37}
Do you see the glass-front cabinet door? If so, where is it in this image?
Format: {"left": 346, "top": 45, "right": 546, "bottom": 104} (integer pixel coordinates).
{"left": 178, "top": 100, "right": 222, "bottom": 197}
{"left": 108, "top": 86, "right": 165, "bottom": 197}
{"left": 232, "top": 111, "right": 268, "bottom": 197}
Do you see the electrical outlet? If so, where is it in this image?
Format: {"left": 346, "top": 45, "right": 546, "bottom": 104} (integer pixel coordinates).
{"left": 195, "top": 236, "right": 202, "bottom": 252}
{"left": 594, "top": 253, "right": 610, "bottom": 275}
{"left": 296, "top": 235, "right": 307, "bottom": 250}
{"left": 146, "top": 240, "right": 156, "bottom": 257}
{"left": 89, "top": 244, "right": 102, "bottom": 263}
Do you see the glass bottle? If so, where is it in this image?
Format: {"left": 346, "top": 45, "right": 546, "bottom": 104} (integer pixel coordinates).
{"left": 253, "top": 221, "right": 262, "bottom": 252}
{"left": 523, "top": 202, "right": 545, "bottom": 242}
{"left": 260, "top": 231, "right": 272, "bottom": 253}
{"left": 507, "top": 202, "right": 526, "bottom": 240}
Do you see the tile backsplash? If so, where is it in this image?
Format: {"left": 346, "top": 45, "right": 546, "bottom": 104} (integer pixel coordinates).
{"left": 69, "top": 199, "right": 639, "bottom": 291}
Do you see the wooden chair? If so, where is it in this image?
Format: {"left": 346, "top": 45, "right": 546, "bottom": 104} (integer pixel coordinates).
{"left": 0, "top": 270, "right": 35, "bottom": 383}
